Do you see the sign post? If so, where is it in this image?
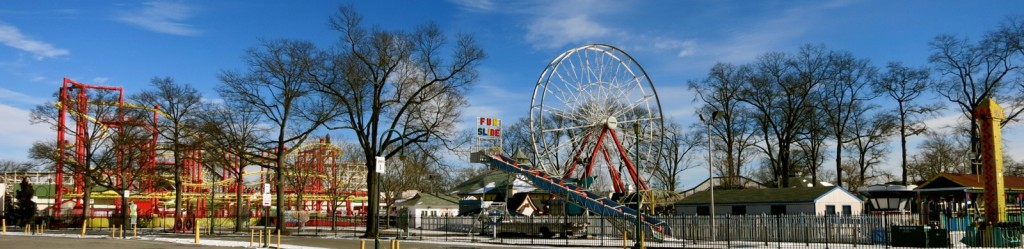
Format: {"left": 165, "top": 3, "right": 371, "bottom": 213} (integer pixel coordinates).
{"left": 262, "top": 183, "right": 271, "bottom": 247}
{"left": 375, "top": 156, "right": 385, "bottom": 249}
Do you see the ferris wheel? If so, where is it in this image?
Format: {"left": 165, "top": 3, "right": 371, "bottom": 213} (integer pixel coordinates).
{"left": 529, "top": 44, "right": 664, "bottom": 193}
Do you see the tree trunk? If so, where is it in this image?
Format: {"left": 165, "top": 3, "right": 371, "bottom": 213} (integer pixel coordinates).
{"left": 173, "top": 154, "right": 183, "bottom": 233}
{"left": 275, "top": 158, "right": 285, "bottom": 233}
{"left": 363, "top": 165, "right": 378, "bottom": 238}
{"left": 900, "top": 118, "right": 908, "bottom": 185}
{"left": 234, "top": 168, "right": 244, "bottom": 233}
{"left": 835, "top": 145, "right": 843, "bottom": 187}
{"left": 82, "top": 178, "right": 92, "bottom": 228}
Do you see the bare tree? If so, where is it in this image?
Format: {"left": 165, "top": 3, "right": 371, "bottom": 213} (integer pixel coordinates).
{"left": 310, "top": 5, "right": 484, "bottom": 237}
{"left": 195, "top": 103, "right": 267, "bottom": 232}
{"left": 907, "top": 131, "right": 971, "bottom": 182}
{"left": 740, "top": 45, "right": 830, "bottom": 187}
{"left": 0, "top": 160, "right": 34, "bottom": 173}
{"left": 688, "top": 63, "right": 761, "bottom": 189}
{"left": 650, "top": 120, "right": 700, "bottom": 192}
{"left": 30, "top": 89, "right": 123, "bottom": 222}
{"left": 132, "top": 77, "right": 204, "bottom": 232}
{"left": 218, "top": 39, "right": 341, "bottom": 232}
{"left": 929, "top": 18, "right": 1024, "bottom": 169}
{"left": 87, "top": 108, "right": 158, "bottom": 232}
{"left": 872, "top": 62, "right": 943, "bottom": 185}
{"left": 820, "top": 51, "right": 878, "bottom": 187}
{"left": 797, "top": 96, "right": 828, "bottom": 186}
{"left": 845, "top": 109, "right": 896, "bottom": 189}
{"left": 500, "top": 117, "right": 533, "bottom": 163}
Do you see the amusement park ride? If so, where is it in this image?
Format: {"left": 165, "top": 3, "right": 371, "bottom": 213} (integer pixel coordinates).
{"left": 50, "top": 78, "right": 368, "bottom": 227}
{"left": 480, "top": 44, "right": 673, "bottom": 241}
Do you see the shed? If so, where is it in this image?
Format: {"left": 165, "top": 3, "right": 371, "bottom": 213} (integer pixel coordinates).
{"left": 675, "top": 186, "right": 863, "bottom": 215}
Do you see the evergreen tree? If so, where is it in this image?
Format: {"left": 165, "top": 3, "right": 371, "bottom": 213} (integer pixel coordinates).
{"left": 14, "top": 178, "right": 36, "bottom": 225}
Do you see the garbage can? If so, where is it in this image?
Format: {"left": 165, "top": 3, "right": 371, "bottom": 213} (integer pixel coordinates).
{"left": 890, "top": 226, "right": 926, "bottom": 247}
{"left": 871, "top": 228, "right": 888, "bottom": 244}
{"left": 926, "top": 228, "right": 949, "bottom": 247}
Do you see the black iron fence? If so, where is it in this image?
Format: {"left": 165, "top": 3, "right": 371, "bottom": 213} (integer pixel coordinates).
{"left": 412, "top": 213, "right": 1024, "bottom": 248}
{"left": 13, "top": 212, "right": 1024, "bottom": 248}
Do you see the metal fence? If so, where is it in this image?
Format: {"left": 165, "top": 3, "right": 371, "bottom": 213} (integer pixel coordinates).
{"left": 412, "top": 213, "right": 1024, "bottom": 248}
{"left": 14, "top": 212, "right": 1024, "bottom": 248}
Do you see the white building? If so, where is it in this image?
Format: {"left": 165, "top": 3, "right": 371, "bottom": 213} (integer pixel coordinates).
{"left": 675, "top": 186, "right": 863, "bottom": 215}
{"left": 395, "top": 193, "right": 459, "bottom": 228}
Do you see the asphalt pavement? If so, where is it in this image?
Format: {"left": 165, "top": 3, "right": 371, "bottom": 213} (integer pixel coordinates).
{"left": 0, "top": 229, "right": 555, "bottom": 249}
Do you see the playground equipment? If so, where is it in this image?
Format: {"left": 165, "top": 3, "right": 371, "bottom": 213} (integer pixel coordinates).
{"left": 506, "top": 44, "right": 671, "bottom": 240}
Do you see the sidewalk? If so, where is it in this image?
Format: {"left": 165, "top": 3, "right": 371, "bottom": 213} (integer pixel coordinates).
{"left": 0, "top": 228, "right": 562, "bottom": 249}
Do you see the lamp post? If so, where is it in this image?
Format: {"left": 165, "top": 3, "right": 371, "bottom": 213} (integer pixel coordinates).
{"left": 699, "top": 111, "right": 720, "bottom": 242}
{"left": 48, "top": 178, "right": 54, "bottom": 212}
{"left": 377, "top": 129, "right": 405, "bottom": 249}
{"left": 632, "top": 123, "right": 643, "bottom": 249}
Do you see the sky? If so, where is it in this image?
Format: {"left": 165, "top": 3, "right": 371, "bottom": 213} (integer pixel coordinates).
{"left": 1, "top": 0, "right": 1023, "bottom": 190}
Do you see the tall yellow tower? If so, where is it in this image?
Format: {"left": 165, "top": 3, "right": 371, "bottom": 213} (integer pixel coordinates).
{"left": 977, "top": 98, "right": 1006, "bottom": 223}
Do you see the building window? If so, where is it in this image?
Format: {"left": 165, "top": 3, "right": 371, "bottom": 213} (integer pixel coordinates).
{"left": 825, "top": 205, "right": 836, "bottom": 216}
{"left": 731, "top": 206, "right": 747, "bottom": 215}
{"left": 842, "top": 205, "right": 852, "bottom": 216}
{"left": 770, "top": 205, "right": 786, "bottom": 215}
{"left": 697, "top": 206, "right": 710, "bottom": 215}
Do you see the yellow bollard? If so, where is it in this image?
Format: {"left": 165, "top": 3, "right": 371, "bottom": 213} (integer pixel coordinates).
{"left": 396, "top": 239, "right": 400, "bottom": 249}
{"left": 623, "top": 230, "right": 627, "bottom": 248}
{"left": 111, "top": 225, "right": 115, "bottom": 238}
{"left": 133, "top": 226, "right": 137, "bottom": 239}
{"left": 25, "top": 225, "right": 29, "bottom": 235}
{"left": 258, "top": 230, "right": 263, "bottom": 248}
{"left": 2, "top": 218, "right": 5, "bottom": 234}
{"left": 81, "top": 220, "right": 87, "bottom": 237}
{"left": 276, "top": 229, "right": 281, "bottom": 248}
{"left": 249, "top": 229, "right": 254, "bottom": 248}
{"left": 360, "top": 239, "right": 365, "bottom": 249}
{"left": 119, "top": 225, "right": 124, "bottom": 239}
{"left": 194, "top": 223, "right": 200, "bottom": 244}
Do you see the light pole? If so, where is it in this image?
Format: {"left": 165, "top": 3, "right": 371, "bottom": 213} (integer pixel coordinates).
{"left": 632, "top": 123, "right": 643, "bottom": 249}
{"left": 699, "top": 111, "right": 720, "bottom": 242}
{"left": 377, "top": 129, "right": 405, "bottom": 249}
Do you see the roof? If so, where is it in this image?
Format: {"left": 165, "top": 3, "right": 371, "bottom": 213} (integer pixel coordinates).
{"left": 917, "top": 173, "right": 1024, "bottom": 190}
{"left": 676, "top": 186, "right": 851, "bottom": 205}
{"left": 449, "top": 169, "right": 543, "bottom": 195}
{"left": 680, "top": 176, "right": 767, "bottom": 197}
{"left": 395, "top": 193, "right": 460, "bottom": 208}
{"left": 450, "top": 169, "right": 513, "bottom": 195}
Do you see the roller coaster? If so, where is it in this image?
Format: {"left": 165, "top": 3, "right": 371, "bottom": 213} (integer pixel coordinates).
{"left": 50, "top": 78, "right": 367, "bottom": 223}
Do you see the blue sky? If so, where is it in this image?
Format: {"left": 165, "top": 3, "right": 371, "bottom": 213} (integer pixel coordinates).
{"left": 1, "top": 0, "right": 1023, "bottom": 188}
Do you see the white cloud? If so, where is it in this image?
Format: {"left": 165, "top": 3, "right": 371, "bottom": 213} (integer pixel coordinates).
{"left": 683, "top": 0, "right": 857, "bottom": 65}
{"left": 449, "top": 0, "right": 495, "bottom": 12}
{"left": 525, "top": 15, "right": 611, "bottom": 49}
{"left": 117, "top": 1, "right": 200, "bottom": 36}
{"left": 0, "top": 22, "right": 69, "bottom": 60}
{"left": 0, "top": 87, "right": 48, "bottom": 106}
{"left": 91, "top": 77, "right": 110, "bottom": 84}
{"left": 0, "top": 103, "right": 51, "bottom": 162}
